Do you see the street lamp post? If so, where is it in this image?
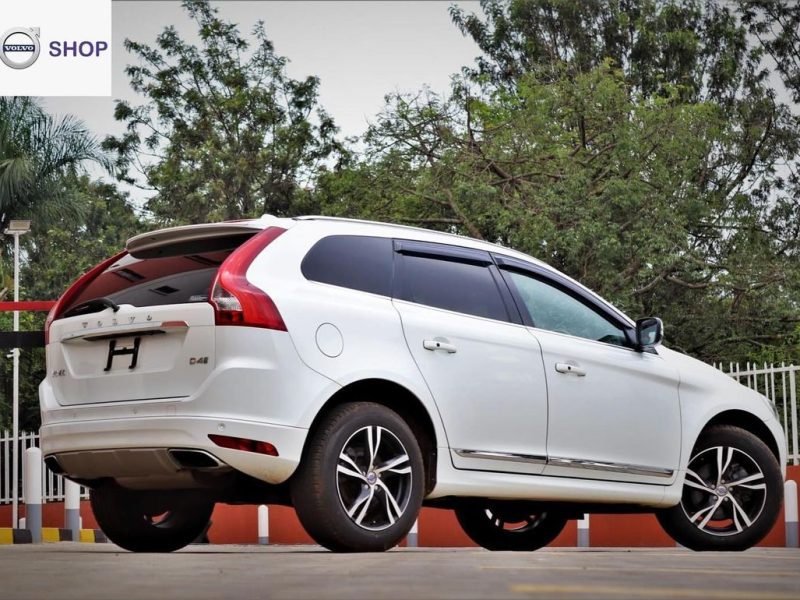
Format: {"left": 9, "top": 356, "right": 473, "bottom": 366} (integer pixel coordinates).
{"left": 6, "top": 219, "right": 30, "bottom": 528}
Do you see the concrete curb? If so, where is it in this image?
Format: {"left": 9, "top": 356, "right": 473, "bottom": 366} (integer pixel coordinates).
{"left": 0, "top": 528, "right": 106, "bottom": 544}
{"left": 0, "top": 529, "right": 32, "bottom": 544}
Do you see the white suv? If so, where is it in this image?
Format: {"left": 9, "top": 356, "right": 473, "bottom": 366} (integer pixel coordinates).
{"left": 39, "top": 215, "right": 785, "bottom": 553}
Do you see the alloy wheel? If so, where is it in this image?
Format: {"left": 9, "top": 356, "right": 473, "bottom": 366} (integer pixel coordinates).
{"left": 336, "top": 425, "right": 413, "bottom": 531}
{"left": 680, "top": 445, "right": 767, "bottom": 536}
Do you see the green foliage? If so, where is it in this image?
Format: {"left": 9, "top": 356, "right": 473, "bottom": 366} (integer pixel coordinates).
{"left": 0, "top": 99, "right": 121, "bottom": 431}
{"left": 23, "top": 176, "right": 144, "bottom": 304}
{"left": 104, "top": 0, "right": 342, "bottom": 225}
{"left": 0, "top": 97, "right": 109, "bottom": 237}
{"left": 0, "top": 177, "right": 145, "bottom": 431}
{"left": 317, "top": 0, "right": 800, "bottom": 365}
{"left": 739, "top": 0, "right": 800, "bottom": 104}
{"left": 450, "top": 0, "right": 762, "bottom": 104}
{"left": 0, "top": 311, "right": 47, "bottom": 431}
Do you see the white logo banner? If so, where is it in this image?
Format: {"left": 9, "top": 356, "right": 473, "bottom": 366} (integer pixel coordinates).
{"left": 0, "top": 0, "right": 111, "bottom": 96}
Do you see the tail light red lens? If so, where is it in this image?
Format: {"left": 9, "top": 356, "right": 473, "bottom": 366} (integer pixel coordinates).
{"left": 209, "top": 226, "right": 287, "bottom": 331}
{"left": 44, "top": 250, "right": 128, "bottom": 345}
{"left": 208, "top": 434, "right": 279, "bottom": 456}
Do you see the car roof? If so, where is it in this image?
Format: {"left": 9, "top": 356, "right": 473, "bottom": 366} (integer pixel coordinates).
{"left": 126, "top": 214, "right": 633, "bottom": 326}
{"left": 294, "top": 215, "right": 554, "bottom": 269}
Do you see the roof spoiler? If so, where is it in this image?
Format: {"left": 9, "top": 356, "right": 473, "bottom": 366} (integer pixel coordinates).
{"left": 125, "top": 216, "right": 294, "bottom": 258}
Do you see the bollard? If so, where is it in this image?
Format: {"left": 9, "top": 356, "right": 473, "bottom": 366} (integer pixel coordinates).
{"left": 577, "top": 514, "right": 590, "bottom": 548}
{"left": 23, "top": 447, "right": 42, "bottom": 543}
{"left": 65, "top": 479, "right": 81, "bottom": 542}
{"left": 407, "top": 518, "right": 418, "bottom": 548}
{"left": 785, "top": 480, "right": 798, "bottom": 548}
{"left": 258, "top": 504, "right": 269, "bottom": 545}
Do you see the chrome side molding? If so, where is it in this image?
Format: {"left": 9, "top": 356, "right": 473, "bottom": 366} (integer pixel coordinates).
{"left": 454, "top": 448, "right": 674, "bottom": 478}
{"left": 454, "top": 449, "right": 547, "bottom": 465}
{"left": 547, "top": 456, "right": 674, "bottom": 478}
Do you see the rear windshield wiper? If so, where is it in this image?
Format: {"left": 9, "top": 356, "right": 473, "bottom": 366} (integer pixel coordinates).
{"left": 63, "top": 297, "right": 121, "bottom": 318}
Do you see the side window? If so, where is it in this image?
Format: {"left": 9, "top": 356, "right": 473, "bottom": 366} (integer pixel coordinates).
{"left": 396, "top": 253, "right": 509, "bottom": 321}
{"left": 504, "top": 270, "right": 628, "bottom": 346}
{"left": 301, "top": 235, "right": 393, "bottom": 296}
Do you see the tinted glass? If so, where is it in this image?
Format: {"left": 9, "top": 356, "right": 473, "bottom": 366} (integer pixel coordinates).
{"left": 64, "top": 247, "right": 240, "bottom": 315}
{"left": 506, "top": 271, "right": 627, "bottom": 346}
{"left": 398, "top": 254, "right": 508, "bottom": 321}
{"left": 301, "top": 235, "right": 393, "bottom": 296}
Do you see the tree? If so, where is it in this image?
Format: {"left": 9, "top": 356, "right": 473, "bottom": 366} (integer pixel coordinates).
{"left": 23, "top": 176, "right": 144, "bottom": 304}
{"left": 739, "top": 0, "right": 800, "bottom": 103}
{"left": 0, "top": 97, "right": 108, "bottom": 237}
{"left": 104, "top": 0, "right": 342, "bottom": 225}
{"left": 0, "top": 177, "right": 145, "bottom": 431}
{"left": 450, "top": 0, "right": 763, "bottom": 104}
{"left": 317, "top": 0, "right": 800, "bottom": 364}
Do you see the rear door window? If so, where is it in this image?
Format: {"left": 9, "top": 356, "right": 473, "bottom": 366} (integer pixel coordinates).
{"left": 394, "top": 245, "right": 509, "bottom": 321}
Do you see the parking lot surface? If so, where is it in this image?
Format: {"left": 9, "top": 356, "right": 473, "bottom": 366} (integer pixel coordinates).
{"left": 0, "top": 544, "right": 798, "bottom": 600}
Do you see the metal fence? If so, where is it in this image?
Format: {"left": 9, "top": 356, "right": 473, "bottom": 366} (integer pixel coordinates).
{"left": 716, "top": 363, "right": 799, "bottom": 466}
{"left": 0, "top": 430, "right": 88, "bottom": 504}
{"left": 0, "top": 362, "right": 797, "bottom": 505}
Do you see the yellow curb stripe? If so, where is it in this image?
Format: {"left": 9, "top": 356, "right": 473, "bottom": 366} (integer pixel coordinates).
{"left": 0, "top": 529, "right": 12, "bottom": 544}
{"left": 41, "top": 527, "right": 60, "bottom": 543}
{"left": 79, "top": 529, "right": 95, "bottom": 543}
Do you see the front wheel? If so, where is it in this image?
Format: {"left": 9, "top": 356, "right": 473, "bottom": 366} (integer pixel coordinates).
{"left": 291, "top": 402, "right": 425, "bottom": 552}
{"left": 455, "top": 500, "right": 567, "bottom": 551}
{"left": 657, "top": 425, "right": 783, "bottom": 551}
{"left": 90, "top": 487, "right": 214, "bottom": 552}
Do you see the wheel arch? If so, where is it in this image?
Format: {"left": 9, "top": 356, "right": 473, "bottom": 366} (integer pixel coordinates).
{"left": 701, "top": 410, "right": 782, "bottom": 464}
{"left": 302, "top": 378, "right": 439, "bottom": 495}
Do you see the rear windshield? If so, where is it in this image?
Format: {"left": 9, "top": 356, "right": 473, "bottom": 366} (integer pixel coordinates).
{"left": 62, "top": 235, "right": 254, "bottom": 316}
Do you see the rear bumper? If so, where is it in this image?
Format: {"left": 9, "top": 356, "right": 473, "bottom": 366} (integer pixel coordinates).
{"left": 40, "top": 413, "right": 307, "bottom": 485}
{"left": 39, "top": 328, "right": 339, "bottom": 488}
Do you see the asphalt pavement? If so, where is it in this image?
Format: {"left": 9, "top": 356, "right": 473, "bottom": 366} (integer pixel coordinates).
{"left": 0, "top": 544, "right": 798, "bottom": 600}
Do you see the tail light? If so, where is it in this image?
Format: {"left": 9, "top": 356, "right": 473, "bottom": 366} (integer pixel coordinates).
{"left": 44, "top": 251, "right": 128, "bottom": 345}
{"left": 209, "top": 226, "right": 287, "bottom": 330}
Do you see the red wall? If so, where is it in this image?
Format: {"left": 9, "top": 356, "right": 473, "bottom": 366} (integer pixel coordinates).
{"left": 3, "top": 465, "right": 798, "bottom": 547}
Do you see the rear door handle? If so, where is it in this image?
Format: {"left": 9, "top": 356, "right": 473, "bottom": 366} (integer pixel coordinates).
{"left": 423, "top": 339, "right": 457, "bottom": 353}
{"left": 555, "top": 362, "right": 586, "bottom": 377}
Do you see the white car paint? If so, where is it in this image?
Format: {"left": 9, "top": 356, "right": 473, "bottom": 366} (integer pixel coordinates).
{"left": 39, "top": 214, "right": 786, "bottom": 511}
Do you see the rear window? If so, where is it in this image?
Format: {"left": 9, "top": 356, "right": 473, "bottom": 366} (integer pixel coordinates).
{"left": 62, "top": 235, "right": 254, "bottom": 316}
{"left": 301, "top": 235, "right": 393, "bottom": 296}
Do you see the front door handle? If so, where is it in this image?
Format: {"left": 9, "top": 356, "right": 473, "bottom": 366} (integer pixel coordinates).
{"left": 423, "top": 339, "right": 457, "bottom": 353}
{"left": 555, "top": 362, "right": 586, "bottom": 377}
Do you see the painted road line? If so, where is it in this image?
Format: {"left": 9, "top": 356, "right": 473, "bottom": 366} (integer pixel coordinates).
{"left": 509, "top": 583, "right": 800, "bottom": 599}
{"left": 484, "top": 564, "right": 799, "bottom": 578}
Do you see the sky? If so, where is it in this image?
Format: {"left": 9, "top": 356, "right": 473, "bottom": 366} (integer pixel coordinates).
{"left": 42, "top": 1, "right": 481, "bottom": 203}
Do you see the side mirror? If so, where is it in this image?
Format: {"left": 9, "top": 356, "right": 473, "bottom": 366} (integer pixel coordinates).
{"left": 635, "top": 317, "right": 664, "bottom": 350}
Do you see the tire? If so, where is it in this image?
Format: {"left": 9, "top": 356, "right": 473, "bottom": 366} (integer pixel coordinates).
{"left": 291, "top": 402, "right": 425, "bottom": 552}
{"left": 455, "top": 500, "right": 567, "bottom": 551}
{"left": 90, "top": 487, "right": 214, "bottom": 553}
{"left": 657, "top": 425, "right": 783, "bottom": 551}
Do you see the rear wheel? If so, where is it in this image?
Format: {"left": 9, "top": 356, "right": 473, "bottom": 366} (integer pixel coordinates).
{"left": 90, "top": 487, "right": 214, "bottom": 553}
{"left": 455, "top": 500, "right": 567, "bottom": 551}
{"left": 291, "top": 402, "right": 425, "bottom": 552}
{"left": 657, "top": 425, "right": 782, "bottom": 551}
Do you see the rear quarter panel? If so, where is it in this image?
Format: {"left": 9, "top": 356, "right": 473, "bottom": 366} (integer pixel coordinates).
{"left": 246, "top": 221, "right": 449, "bottom": 446}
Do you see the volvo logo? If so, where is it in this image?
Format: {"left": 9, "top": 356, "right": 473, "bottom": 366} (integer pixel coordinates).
{"left": 0, "top": 27, "right": 41, "bottom": 70}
